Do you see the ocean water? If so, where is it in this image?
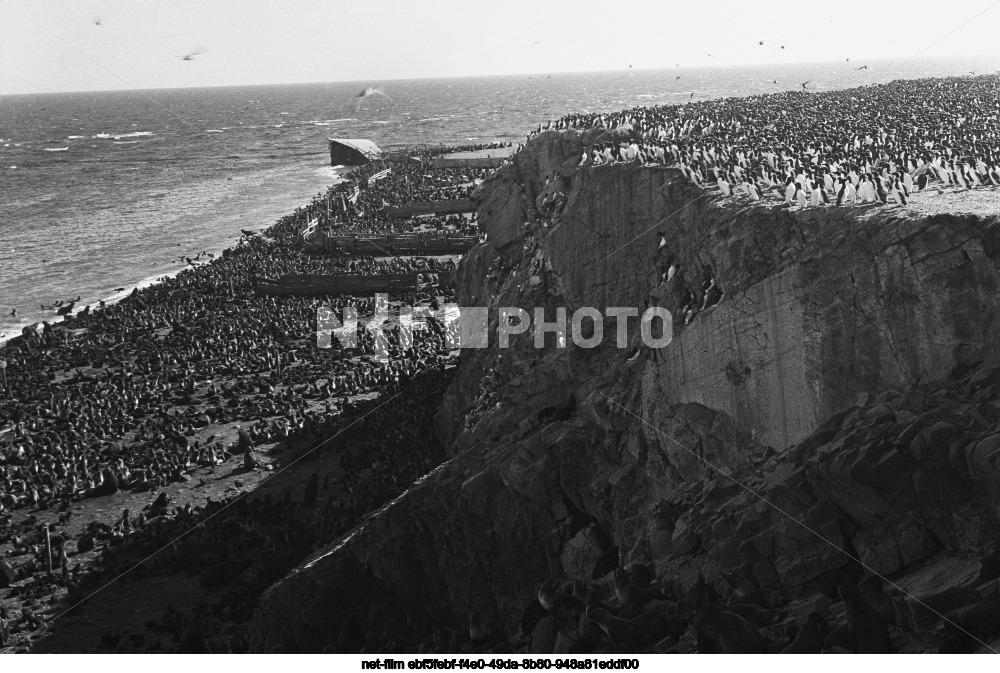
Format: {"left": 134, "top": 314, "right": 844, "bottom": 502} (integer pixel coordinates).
{"left": 1, "top": 55, "right": 998, "bottom": 342}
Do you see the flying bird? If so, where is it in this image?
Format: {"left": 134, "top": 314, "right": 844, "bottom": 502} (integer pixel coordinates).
{"left": 801, "top": 81, "right": 810, "bottom": 89}
{"left": 856, "top": 65, "right": 868, "bottom": 70}
{"left": 175, "top": 46, "right": 208, "bottom": 61}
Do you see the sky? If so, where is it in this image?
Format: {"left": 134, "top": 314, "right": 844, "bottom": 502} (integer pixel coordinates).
{"left": 1, "top": 0, "right": 999, "bottom": 95}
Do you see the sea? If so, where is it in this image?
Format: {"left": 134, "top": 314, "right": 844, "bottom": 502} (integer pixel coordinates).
{"left": 2, "top": 55, "right": 998, "bottom": 344}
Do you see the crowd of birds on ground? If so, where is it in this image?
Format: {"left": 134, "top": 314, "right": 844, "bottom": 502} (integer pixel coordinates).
{"left": 524, "top": 74, "right": 1000, "bottom": 209}
{"left": 297, "top": 157, "right": 490, "bottom": 235}
{"left": 0, "top": 142, "right": 488, "bottom": 651}
{"left": 252, "top": 252, "right": 458, "bottom": 280}
{"left": 505, "top": 75, "right": 1000, "bottom": 333}
{"left": 392, "top": 141, "right": 513, "bottom": 156}
{"left": 0, "top": 238, "right": 456, "bottom": 511}
{"left": 0, "top": 363, "right": 454, "bottom": 652}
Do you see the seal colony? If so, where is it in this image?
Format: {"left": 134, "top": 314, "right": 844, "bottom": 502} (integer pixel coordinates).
{"left": 1, "top": 75, "right": 999, "bottom": 652}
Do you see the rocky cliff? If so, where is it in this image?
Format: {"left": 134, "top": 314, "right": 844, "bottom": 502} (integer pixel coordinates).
{"left": 251, "top": 129, "right": 1000, "bottom": 652}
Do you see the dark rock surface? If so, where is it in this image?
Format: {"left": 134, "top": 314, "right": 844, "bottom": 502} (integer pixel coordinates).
{"left": 251, "top": 129, "right": 1000, "bottom": 652}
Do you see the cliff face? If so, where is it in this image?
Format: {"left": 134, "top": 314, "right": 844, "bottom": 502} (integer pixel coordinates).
{"left": 252, "top": 129, "right": 1000, "bottom": 651}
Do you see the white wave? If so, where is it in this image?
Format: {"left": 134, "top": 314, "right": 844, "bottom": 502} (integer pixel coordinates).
{"left": 305, "top": 118, "right": 356, "bottom": 125}
{"left": 313, "top": 166, "right": 347, "bottom": 184}
{"left": 44, "top": 147, "right": 69, "bottom": 152}
{"left": 204, "top": 129, "right": 225, "bottom": 133}
{"left": 67, "top": 135, "right": 85, "bottom": 139}
{"left": 113, "top": 140, "right": 142, "bottom": 145}
{"left": 94, "top": 131, "right": 154, "bottom": 140}
{"left": 112, "top": 131, "right": 154, "bottom": 140}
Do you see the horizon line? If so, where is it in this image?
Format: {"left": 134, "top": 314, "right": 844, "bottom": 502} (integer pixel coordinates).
{"left": 2, "top": 53, "right": 997, "bottom": 97}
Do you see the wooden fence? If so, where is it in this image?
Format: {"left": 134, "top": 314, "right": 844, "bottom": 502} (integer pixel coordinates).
{"left": 256, "top": 270, "right": 456, "bottom": 297}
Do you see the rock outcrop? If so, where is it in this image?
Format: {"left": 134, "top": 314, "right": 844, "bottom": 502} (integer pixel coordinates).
{"left": 251, "top": 129, "right": 1000, "bottom": 652}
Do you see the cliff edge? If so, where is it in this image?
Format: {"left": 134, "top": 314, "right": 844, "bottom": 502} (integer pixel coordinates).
{"left": 251, "top": 129, "right": 1000, "bottom": 652}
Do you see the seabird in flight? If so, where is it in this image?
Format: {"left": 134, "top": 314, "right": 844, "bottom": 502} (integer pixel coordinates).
{"left": 175, "top": 46, "right": 208, "bottom": 61}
